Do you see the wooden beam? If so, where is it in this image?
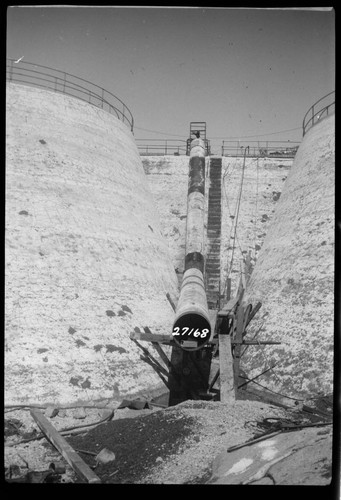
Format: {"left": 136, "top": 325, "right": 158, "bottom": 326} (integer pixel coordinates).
{"left": 130, "top": 331, "right": 173, "bottom": 344}
{"left": 244, "top": 251, "right": 252, "bottom": 285}
{"left": 245, "top": 302, "right": 262, "bottom": 328}
{"left": 237, "top": 270, "right": 246, "bottom": 298}
{"left": 166, "top": 292, "right": 177, "bottom": 312}
{"left": 30, "top": 409, "right": 101, "bottom": 484}
{"left": 242, "top": 303, "right": 253, "bottom": 332}
{"left": 233, "top": 304, "right": 245, "bottom": 392}
{"left": 151, "top": 342, "right": 171, "bottom": 369}
{"left": 217, "top": 296, "right": 239, "bottom": 317}
{"left": 133, "top": 339, "right": 169, "bottom": 377}
{"left": 140, "top": 356, "right": 170, "bottom": 390}
{"left": 218, "top": 333, "right": 235, "bottom": 403}
{"left": 140, "top": 355, "right": 169, "bottom": 378}
{"left": 237, "top": 364, "right": 277, "bottom": 389}
{"left": 208, "top": 368, "right": 220, "bottom": 392}
{"left": 240, "top": 258, "right": 247, "bottom": 291}
{"left": 232, "top": 341, "right": 281, "bottom": 345}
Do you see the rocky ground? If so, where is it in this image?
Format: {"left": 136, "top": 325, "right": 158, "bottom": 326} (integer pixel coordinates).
{"left": 4, "top": 388, "right": 335, "bottom": 488}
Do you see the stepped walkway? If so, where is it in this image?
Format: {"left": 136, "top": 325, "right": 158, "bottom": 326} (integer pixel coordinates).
{"left": 205, "top": 158, "right": 222, "bottom": 310}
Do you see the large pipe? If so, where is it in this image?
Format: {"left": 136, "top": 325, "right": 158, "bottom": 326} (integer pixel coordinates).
{"left": 172, "top": 138, "right": 211, "bottom": 350}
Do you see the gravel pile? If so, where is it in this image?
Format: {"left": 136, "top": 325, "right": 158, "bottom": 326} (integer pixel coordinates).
{"left": 5, "top": 393, "right": 332, "bottom": 484}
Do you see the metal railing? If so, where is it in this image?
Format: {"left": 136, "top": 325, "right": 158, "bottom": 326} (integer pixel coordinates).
{"left": 137, "top": 138, "right": 300, "bottom": 157}
{"left": 302, "top": 91, "right": 335, "bottom": 136}
{"left": 136, "top": 139, "right": 188, "bottom": 156}
{"left": 221, "top": 140, "right": 300, "bottom": 158}
{"left": 137, "top": 138, "right": 212, "bottom": 156}
{"left": 6, "top": 58, "right": 134, "bottom": 132}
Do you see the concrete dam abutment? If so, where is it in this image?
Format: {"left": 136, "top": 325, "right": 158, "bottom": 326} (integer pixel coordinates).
{"left": 5, "top": 83, "right": 179, "bottom": 405}
{"left": 241, "top": 113, "right": 335, "bottom": 398}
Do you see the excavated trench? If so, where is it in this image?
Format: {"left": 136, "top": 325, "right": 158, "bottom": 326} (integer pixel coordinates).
{"left": 5, "top": 84, "right": 335, "bottom": 486}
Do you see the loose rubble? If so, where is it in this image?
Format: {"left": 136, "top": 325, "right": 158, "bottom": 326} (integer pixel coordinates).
{"left": 4, "top": 391, "right": 333, "bottom": 485}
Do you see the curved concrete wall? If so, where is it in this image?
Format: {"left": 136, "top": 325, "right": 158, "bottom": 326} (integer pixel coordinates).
{"left": 5, "top": 83, "right": 178, "bottom": 405}
{"left": 241, "top": 114, "right": 334, "bottom": 398}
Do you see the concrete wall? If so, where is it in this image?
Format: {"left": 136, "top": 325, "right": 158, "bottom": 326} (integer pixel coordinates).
{"left": 142, "top": 156, "right": 190, "bottom": 281}
{"left": 5, "top": 83, "right": 178, "bottom": 405}
{"left": 220, "top": 156, "right": 293, "bottom": 294}
{"left": 142, "top": 156, "right": 293, "bottom": 294}
{"left": 241, "top": 114, "right": 335, "bottom": 398}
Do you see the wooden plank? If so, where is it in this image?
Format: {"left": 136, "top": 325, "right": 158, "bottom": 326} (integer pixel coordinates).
{"left": 208, "top": 368, "right": 220, "bottom": 392}
{"left": 233, "top": 304, "right": 245, "bottom": 392}
{"left": 242, "top": 303, "right": 253, "bottom": 332}
{"left": 237, "top": 275, "right": 244, "bottom": 297}
{"left": 30, "top": 409, "right": 101, "bottom": 484}
{"left": 166, "top": 292, "right": 176, "bottom": 312}
{"left": 237, "top": 287, "right": 245, "bottom": 304}
{"left": 245, "top": 302, "right": 262, "bottom": 328}
{"left": 245, "top": 387, "right": 294, "bottom": 411}
{"left": 217, "top": 296, "right": 239, "bottom": 317}
{"left": 244, "top": 251, "right": 252, "bottom": 285}
{"left": 226, "top": 431, "right": 282, "bottom": 453}
{"left": 140, "top": 356, "right": 170, "bottom": 390}
{"left": 133, "top": 339, "right": 169, "bottom": 376}
{"left": 130, "top": 331, "right": 173, "bottom": 344}
{"left": 151, "top": 342, "right": 171, "bottom": 369}
{"left": 234, "top": 303, "right": 245, "bottom": 342}
{"left": 218, "top": 333, "right": 235, "bottom": 403}
{"left": 140, "top": 354, "right": 169, "bottom": 378}
{"left": 240, "top": 258, "right": 247, "bottom": 290}
{"left": 232, "top": 341, "right": 281, "bottom": 345}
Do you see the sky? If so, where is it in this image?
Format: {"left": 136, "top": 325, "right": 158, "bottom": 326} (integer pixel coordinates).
{"left": 6, "top": 6, "right": 335, "bottom": 154}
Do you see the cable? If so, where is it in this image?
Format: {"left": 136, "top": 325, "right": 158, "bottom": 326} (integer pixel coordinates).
{"left": 209, "top": 127, "right": 302, "bottom": 140}
{"left": 134, "top": 125, "right": 301, "bottom": 140}
{"left": 240, "top": 376, "right": 329, "bottom": 403}
{"left": 221, "top": 157, "right": 259, "bottom": 294}
{"left": 253, "top": 157, "right": 260, "bottom": 253}
{"left": 134, "top": 125, "right": 185, "bottom": 137}
{"left": 226, "top": 148, "right": 248, "bottom": 284}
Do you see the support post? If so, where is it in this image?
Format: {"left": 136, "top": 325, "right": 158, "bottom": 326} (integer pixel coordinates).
{"left": 218, "top": 332, "right": 235, "bottom": 403}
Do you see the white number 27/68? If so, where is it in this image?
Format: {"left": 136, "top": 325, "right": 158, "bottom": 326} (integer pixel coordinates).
{"left": 172, "top": 327, "right": 209, "bottom": 338}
